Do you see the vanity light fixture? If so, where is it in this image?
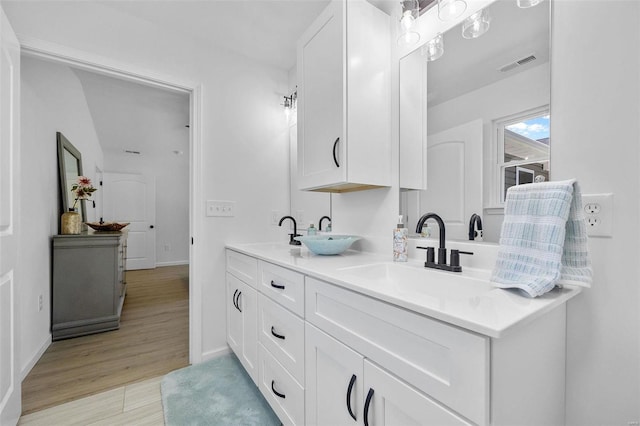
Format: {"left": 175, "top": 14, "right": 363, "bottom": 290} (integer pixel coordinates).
{"left": 517, "top": 0, "right": 542, "bottom": 8}
{"left": 422, "top": 33, "right": 444, "bottom": 61}
{"left": 398, "top": 0, "right": 420, "bottom": 46}
{"left": 438, "top": 0, "right": 467, "bottom": 21}
{"left": 282, "top": 88, "right": 297, "bottom": 112}
{"left": 462, "top": 8, "right": 491, "bottom": 39}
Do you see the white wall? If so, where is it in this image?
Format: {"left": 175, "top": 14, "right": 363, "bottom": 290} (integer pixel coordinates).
{"left": 552, "top": 1, "right": 640, "bottom": 424}
{"left": 19, "top": 55, "right": 104, "bottom": 376}
{"left": 4, "top": 1, "right": 291, "bottom": 361}
{"left": 427, "top": 63, "right": 550, "bottom": 242}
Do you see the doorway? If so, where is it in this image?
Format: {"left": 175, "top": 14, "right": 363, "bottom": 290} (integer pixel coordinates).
{"left": 19, "top": 49, "right": 202, "bottom": 413}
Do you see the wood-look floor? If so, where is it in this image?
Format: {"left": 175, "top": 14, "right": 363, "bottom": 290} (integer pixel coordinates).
{"left": 21, "top": 265, "right": 189, "bottom": 415}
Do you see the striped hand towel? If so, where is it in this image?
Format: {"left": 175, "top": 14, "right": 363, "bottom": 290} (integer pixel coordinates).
{"left": 490, "top": 179, "right": 592, "bottom": 297}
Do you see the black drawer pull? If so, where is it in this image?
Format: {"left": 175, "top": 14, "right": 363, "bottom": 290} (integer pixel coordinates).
{"left": 236, "top": 291, "right": 242, "bottom": 312}
{"left": 346, "top": 374, "right": 357, "bottom": 421}
{"left": 270, "top": 280, "right": 285, "bottom": 290}
{"left": 232, "top": 289, "right": 238, "bottom": 310}
{"left": 270, "top": 326, "right": 285, "bottom": 340}
{"left": 364, "top": 388, "right": 374, "bottom": 426}
{"left": 271, "top": 380, "right": 285, "bottom": 399}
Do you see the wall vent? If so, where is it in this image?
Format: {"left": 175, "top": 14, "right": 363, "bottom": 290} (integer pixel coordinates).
{"left": 498, "top": 54, "right": 537, "bottom": 73}
{"left": 123, "top": 149, "right": 141, "bottom": 155}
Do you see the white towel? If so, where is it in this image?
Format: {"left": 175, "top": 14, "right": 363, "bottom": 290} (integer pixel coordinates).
{"left": 490, "top": 179, "right": 592, "bottom": 297}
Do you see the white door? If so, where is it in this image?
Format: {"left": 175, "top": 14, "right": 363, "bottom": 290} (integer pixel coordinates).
{"left": 420, "top": 120, "right": 483, "bottom": 240}
{"left": 0, "top": 7, "right": 21, "bottom": 425}
{"left": 297, "top": 0, "right": 345, "bottom": 190}
{"left": 103, "top": 172, "right": 156, "bottom": 270}
{"left": 305, "top": 323, "right": 363, "bottom": 426}
{"left": 363, "top": 360, "right": 471, "bottom": 426}
{"left": 226, "top": 273, "right": 243, "bottom": 357}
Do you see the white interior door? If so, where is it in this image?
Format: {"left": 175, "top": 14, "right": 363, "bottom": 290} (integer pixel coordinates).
{"left": 103, "top": 172, "right": 156, "bottom": 270}
{"left": 0, "top": 7, "right": 21, "bottom": 424}
{"left": 420, "top": 120, "right": 483, "bottom": 240}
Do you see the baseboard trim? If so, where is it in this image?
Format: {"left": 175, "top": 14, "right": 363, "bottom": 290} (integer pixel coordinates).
{"left": 21, "top": 335, "right": 52, "bottom": 381}
{"left": 155, "top": 260, "right": 189, "bottom": 267}
{"left": 200, "top": 346, "right": 231, "bottom": 363}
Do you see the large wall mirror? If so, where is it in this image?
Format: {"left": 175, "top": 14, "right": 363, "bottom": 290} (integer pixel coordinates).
{"left": 399, "top": 0, "right": 550, "bottom": 242}
{"left": 57, "top": 132, "right": 87, "bottom": 225}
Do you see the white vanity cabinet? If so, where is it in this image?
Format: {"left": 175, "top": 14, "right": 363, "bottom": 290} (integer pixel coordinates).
{"left": 296, "top": 0, "right": 391, "bottom": 193}
{"left": 226, "top": 247, "right": 569, "bottom": 426}
{"left": 226, "top": 251, "right": 259, "bottom": 384}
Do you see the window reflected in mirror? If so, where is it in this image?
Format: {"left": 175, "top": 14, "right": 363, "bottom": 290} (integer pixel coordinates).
{"left": 497, "top": 108, "right": 550, "bottom": 201}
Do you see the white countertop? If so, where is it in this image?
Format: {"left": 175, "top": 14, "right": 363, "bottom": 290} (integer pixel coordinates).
{"left": 226, "top": 242, "right": 582, "bottom": 338}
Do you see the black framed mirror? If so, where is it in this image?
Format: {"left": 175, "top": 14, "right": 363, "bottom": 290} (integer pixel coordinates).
{"left": 57, "top": 132, "right": 86, "bottom": 226}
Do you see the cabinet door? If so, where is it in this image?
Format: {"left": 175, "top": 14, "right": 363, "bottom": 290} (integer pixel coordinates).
{"left": 362, "top": 360, "right": 472, "bottom": 426}
{"left": 226, "top": 274, "right": 258, "bottom": 384}
{"left": 305, "top": 323, "right": 363, "bottom": 426}
{"left": 226, "top": 273, "right": 243, "bottom": 356}
{"left": 297, "top": 0, "right": 346, "bottom": 190}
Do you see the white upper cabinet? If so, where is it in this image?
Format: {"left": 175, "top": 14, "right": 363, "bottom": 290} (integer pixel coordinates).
{"left": 297, "top": 0, "right": 391, "bottom": 193}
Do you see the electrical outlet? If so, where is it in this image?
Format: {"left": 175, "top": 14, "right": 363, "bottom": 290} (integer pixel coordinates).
{"left": 582, "top": 193, "right": 613, "bottom": 237}
{"left": 38, "top": 294, "right": 43, "bottom": 312}
{"left": 205, "top": 200, "right": 235, "bottom": 217}
{"left": 296, "top": 210, "right": 305, "bottom": 226}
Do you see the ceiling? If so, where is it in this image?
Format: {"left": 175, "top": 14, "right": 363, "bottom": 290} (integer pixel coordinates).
{"left": 97, "top": 0, "right": 332, "bottom": 71}
{"left": 72, "top": 68, "right": 190, "bottom": 160}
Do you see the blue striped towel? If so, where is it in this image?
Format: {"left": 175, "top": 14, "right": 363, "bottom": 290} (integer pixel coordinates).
{"left": 490, "top": 179, "right": 592, "bottom": 297}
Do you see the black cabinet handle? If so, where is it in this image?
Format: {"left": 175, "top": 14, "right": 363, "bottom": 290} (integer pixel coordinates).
{"left": 271, "top": 380, "right": 285, "bottom": 399}
{"left": 236, "top": 291, "right": 242, "bottom": 312}
{"left": 270, "top": 280, "right": 285, "bottom": 290}
{"left": 232, "top": 289, "right": 238, "bottom": 310}
{"left": 332, "top": 137, "right": 340, "bottom": 167}
{"left": 364, "top": 388, "right": 374, "bottom": 426}
{"left": 346, "top": 374, "right": 357, "bottom": 421}
{"left": 150, "top": 225, "right": 154, "bottom": 229}
{"left": 271, "top": 326, "right": 285, "bottom": 340}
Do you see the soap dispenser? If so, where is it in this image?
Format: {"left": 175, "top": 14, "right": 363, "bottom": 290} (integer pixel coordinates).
{"left": 307, "top": 223, "right": 317, "bottom": 236}
{"left": 393, "top": 215, "right": 408, "bottom": 262}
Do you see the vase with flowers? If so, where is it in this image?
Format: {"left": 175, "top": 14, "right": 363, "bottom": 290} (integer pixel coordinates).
{"left": 61, "top": 176, "right": 97, "bottom": 235}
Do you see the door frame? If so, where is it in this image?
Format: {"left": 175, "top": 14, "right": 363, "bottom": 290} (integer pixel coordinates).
{"left": 19, "top": 38, "right": 204, "bottom": 364}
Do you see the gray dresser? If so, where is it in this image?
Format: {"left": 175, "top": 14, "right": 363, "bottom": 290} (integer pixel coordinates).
{"left": 52, "top": 231, "right": 127, "bottom": 340}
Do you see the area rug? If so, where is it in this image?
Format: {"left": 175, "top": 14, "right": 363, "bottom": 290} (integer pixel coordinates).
{"left": 161, "top": 353, "right": 281, "bottom": 426}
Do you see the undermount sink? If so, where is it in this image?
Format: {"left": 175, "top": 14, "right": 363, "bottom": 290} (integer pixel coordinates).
{"left": 294, "top": 235, "right": 360, "bottom": 255}
{"left": 337, "top": 262, "right": 495, "bottom": 299}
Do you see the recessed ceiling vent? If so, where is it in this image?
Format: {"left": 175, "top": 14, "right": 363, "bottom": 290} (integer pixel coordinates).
{"left": 123, "top": 149, "right": 141, "bottom": 155}
{"left": 498, "top": 54, "right": 537, "bottom": 73}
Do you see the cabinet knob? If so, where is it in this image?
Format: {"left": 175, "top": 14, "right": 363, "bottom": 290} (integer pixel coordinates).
{"left": 149, "top": 225, "right": 155, "bottom": 229}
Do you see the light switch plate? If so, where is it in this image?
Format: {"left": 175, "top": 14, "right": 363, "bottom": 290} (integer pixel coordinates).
{"left": 206, "top": 200, "right": 235, "bottom": 217}
{"left": 582, "top": 193, "right": 613, "bottom": 237}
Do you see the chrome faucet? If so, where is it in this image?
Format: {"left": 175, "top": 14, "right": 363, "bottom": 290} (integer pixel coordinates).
{"left": 278, "top": 216, "right": 302, "bottom": 246}
{"left": 468, "top": 214, "right": 483, "bottom": 241}
{"left": 415, "top": 212, "right": 472, "bottom": 273}
{"left": 318, "top": 215, "right": 331, "bottom": 231}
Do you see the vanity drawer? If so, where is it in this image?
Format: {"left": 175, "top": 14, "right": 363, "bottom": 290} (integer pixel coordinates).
{"left": 258, "top": 294, "right": 305, "bottom": 385}
{"left": 226, "top": 250, "right": 258, "bottom": 288}
{"left": 305, "top": 277, "right": 489, "bottom": 426}
{"left": 258, "top": 343, "right": 304, "bottom": 426}
{"left": 258, "top": 261, "right": 304, "bottom": 317}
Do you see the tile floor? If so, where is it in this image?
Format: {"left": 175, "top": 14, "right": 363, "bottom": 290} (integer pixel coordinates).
{"left": 18, "top": 376, "right": 165, "bottom": 426}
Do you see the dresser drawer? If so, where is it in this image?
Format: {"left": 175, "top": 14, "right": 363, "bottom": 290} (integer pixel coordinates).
{"left": 258, "top": 343, "right": 304, "bottom": 426}
{"left": 226, "top": 250, "right": 258, "bottom": 288}
{"left": 258, "top": 261, "right": 304, "bottom": 317}
{"left": 305, "top": 277, "right": 489, "bottom": 426}
{"left": 258, "top": 294, "right": 305, "bottom": 385}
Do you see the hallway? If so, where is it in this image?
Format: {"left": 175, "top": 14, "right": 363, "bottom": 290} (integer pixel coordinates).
{"left": 21, "top": 265, "right": 189, "bottom": 415}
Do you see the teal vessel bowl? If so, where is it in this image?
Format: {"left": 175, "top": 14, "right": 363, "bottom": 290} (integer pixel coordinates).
{"left": 294, "top": 235, "right": 360, "bottom": 255}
